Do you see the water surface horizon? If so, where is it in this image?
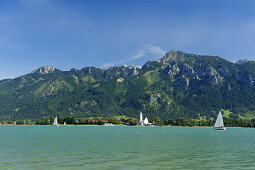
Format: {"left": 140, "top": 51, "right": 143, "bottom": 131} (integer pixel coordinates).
{"left": 1, "top": 125, "right": 254, "bottom": 169}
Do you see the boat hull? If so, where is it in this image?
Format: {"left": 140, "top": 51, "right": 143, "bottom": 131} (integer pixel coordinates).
{"left": 214, "top": 127, "right": 226, "bottom": 130}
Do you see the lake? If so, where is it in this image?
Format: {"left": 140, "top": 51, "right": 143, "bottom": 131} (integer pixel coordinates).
{"left": 0, "top": 125, "right": 255, "bottom": 169}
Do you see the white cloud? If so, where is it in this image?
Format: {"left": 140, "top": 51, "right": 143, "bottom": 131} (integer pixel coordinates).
{"left": 145, "top": 44, "right": 166, "bottom": 57}
{"left": 130, "top": 50, "right": 146, "bottom": 60}
{"left": 102, "top": 44, "right": 166, "bottom": 68}
{"left": 102, "top": 62, "right": 115, "bottom": 68}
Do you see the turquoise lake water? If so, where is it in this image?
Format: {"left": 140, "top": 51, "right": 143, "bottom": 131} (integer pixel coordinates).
{"left": 0, "top": 125, "right": 255, "bottom": 169}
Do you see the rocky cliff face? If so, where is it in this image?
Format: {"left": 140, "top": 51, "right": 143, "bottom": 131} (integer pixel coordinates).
{"left": 103, "top": 65, "right": 142, "bottom": 80}
{"left": 32, "top": 66, "right": 56, "bottom": 74}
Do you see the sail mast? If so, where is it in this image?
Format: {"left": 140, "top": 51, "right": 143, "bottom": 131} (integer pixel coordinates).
{"left": 214, "top": 111, "right": 226, "bottom": 130}
{"left": 214, "top": 111, "right": 224, "bottom": 127}
{"left": 219, "top": 111, "right": 224, "bottom": 127}
{"left": 53, "top": 116, "right": 58, "bottom": 126}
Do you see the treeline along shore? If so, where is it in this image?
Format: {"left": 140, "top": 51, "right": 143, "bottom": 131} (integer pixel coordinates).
{"left": 2, "top": 116, "right": 255, "bottom": 127}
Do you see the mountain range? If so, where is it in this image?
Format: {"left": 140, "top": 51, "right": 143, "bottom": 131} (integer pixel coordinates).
{"left": 1, "top": 50, "right": 255, "bottom": 120}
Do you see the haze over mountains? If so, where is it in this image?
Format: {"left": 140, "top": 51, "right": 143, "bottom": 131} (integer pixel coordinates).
{"left": 1, "top": 50, "right": 255, "bottom": 121}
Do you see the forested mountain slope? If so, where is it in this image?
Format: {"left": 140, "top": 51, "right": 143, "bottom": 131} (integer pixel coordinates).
{"left": 1, "top": 50, "right": 255, "bottom": 120}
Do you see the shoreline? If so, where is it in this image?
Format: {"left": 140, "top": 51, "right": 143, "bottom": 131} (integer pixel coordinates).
{"left": 0, "top": 124, "right": 250, "bottom": 128}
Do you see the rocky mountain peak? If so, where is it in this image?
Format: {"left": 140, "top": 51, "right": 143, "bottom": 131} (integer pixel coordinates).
{"left": 159, "top": 50, "right": 193, "bottom": 68}
{"left": 163, "top": 50, "right": 188, "bottom": 60}
{"left": 32, "top": 66, "right": 56, "bottom": 74}
{"left": 236, "top": 59, "right": 250, "bottom": 65}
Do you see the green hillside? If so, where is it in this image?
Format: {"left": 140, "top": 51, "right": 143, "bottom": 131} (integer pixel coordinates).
{"left": 1, "top": 50, "right": 255, "bottom": 120}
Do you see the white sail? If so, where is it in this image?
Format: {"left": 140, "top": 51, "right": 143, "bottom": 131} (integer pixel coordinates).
{"left": 64, "top": 122, "right": 66, "bottom": 126}
{"left": 53, "top": 116, "right": 58, "bottom": 126}
{"left": 214, "top": 111, "right": 224, "bottom": 127}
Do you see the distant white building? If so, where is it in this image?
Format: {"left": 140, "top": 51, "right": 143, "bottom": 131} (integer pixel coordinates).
{"left": 139, "top": 112, "right": 150, "bottom": 125}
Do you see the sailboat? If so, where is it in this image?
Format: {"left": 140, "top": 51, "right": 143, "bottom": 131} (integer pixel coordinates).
{"left": 64, "top": 122, "right": 66, "bottom": 126}
{"left": 53, "top": 116, "right": 59, "bottom": 126}
{"left": 14, "top": 121, "right": 16, "bottom": 125}
{"left": 214, "top": 111, "right": 226, "bottom": 130}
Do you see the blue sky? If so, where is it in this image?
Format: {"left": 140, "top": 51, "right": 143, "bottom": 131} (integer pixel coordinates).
{"left": 1, "top": 0, "right": 255, "bottom": 79}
